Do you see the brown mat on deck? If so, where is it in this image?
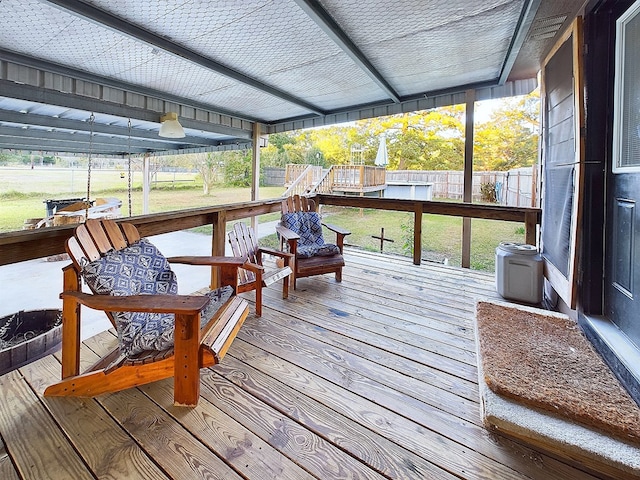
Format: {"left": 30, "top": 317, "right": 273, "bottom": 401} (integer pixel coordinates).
{"left": 476, "top": 301, "right": 640, "bottom": 444}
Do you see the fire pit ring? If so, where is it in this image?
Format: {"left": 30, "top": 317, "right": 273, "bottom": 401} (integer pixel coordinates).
{"left": 0, "top": 309, "right": 62, "bottom": 375}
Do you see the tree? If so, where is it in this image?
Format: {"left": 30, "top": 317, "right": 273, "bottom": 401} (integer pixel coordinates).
{"left": 193, "top": 152, "right": 222, "bottom": 194}
{"left": 261, "top": 92, "right": 539, "bottom": 173}
{"left": 223, "top": 150, "right": 252, "bottom": 187}
{"left": 473, "top": 91, "right": 539, "bottom": 171}
{"left": 357, "top": 108, "right": 465, "bottom": 170}
{"left": 303, "top": 126, "right": 356, "bottom": 165}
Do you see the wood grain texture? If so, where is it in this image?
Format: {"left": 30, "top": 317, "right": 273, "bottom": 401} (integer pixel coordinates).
{"left": 0, "top": 435, "right": 20, "bottom": 480}
{"left": 141, "top": 379, "right": 316, "bottom": 480}
{"left": 0, "top": 370, "right": 93, "bottom": 479}
{"left": 198, "top": 368, "right": 389, "bottom": 480}
{"left": 21, "top": 355, "right": 170, "bottom": 479}
{"left": 100, "top": 388, "right": 244, "bottom": 480}
{"left": 216, "top": 353, "right": 458, "bottom": 479}
{"left": 0, "top": 249, "right": 610, "bottom": 480}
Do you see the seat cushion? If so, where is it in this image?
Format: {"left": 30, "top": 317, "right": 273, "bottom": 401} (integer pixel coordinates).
{"left": 82, "top": 238, "right": 233, "bottom": 358}
{"left": 281, "top": 211, "right": 340, "bottom": 259}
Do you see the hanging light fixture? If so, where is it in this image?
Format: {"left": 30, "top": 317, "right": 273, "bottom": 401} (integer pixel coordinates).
{"left": 158, "top": 112, "right": 185, "bottom": 138}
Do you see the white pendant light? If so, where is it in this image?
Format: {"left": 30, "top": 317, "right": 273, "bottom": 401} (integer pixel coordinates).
{"left": 158, "top": 112, "right": 185, "bottom": 138}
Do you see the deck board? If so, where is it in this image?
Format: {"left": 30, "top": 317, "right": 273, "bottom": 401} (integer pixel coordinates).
{"left": 0, "top": 249, "right": 614, "bottom": 479}
{"left": 22, "top": 354, "right": 169, "bottom": 480}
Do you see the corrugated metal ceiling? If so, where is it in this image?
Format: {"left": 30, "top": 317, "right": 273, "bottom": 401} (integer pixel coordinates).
{"left": 0, "top": 0, "right": 585, "bottom": 156}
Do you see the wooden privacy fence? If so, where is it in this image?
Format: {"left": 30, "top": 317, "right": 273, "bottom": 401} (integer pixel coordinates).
{"left": 386, "top": 167, "right": 536, "bottom": 206}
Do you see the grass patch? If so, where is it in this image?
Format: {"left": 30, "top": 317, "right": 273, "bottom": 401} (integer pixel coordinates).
{"left": 0, "top": 167, "right": 284, "bottom": 232}
{"left": 1, "top": 167, "right": 527, "bottom": 272}
{"left": 318, "top": 206, "right": 525, "bottom": 271}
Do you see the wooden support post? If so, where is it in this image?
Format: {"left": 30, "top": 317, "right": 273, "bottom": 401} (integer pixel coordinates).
{"left": 210, "top": 211, "right": 227, "bottom": 289}
{"left": 142, "top": 154, "right": 150, "bottom": 215}
{"left": 414, "top": 202, "right": 423, "bottom": 265}
{"left": 462, "top": 89, "right": 475, "bottom": 268}
{"left": 251, "top": 122, "right": 261, "bottom": 234}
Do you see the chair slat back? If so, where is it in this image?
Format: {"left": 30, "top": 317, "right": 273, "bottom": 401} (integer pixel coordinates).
{"left": 85, "top": 220, "right": 114, "bottom": 255}
{"left": 281, "top": 195, "right": 316, "bottom": 214}
{"left": 228, "top": 223, "right": 258, "bottom": 285}
{"left": 120, "top": 223, "right": 140, "bottom": 244}
{"left": 67, "top": 219, "right": 138, "bottom": 271}
{"left": 103, "top": 220, "right": 128, "bottom": 250}
{"left": 66, "top": 236, "right": 92, "bottom": 269}
{"left": 72, "top": 224, "right": 101, "bottom": 265}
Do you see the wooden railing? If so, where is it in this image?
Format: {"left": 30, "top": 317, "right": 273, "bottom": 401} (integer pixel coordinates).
{"left": 330, "top": 165, "right": 386, "bottom": 191}
{"left": 0, "top": 199, "right": 284, "bottom": 267}
{"left": 315, "top": 194, "right": 540, "bottom": 266}
{"left": 307, "top": 167, "right": 334, "bottom": 194}
{"left": 0, "top": 195, "right": 541, "bottom": 270}
{"left": 283, "top": 164, "right": 312, "bottom": 185}
{"left": 282, "top": 165, "right": 323, "bottom": 197}
{"left": 284, "top": 164, "right": 386, "bottom": 195}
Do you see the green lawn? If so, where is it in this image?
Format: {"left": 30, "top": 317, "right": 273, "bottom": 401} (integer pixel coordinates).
{"left": 316, "top": 206, "right": 525, "bottom": 271}
{"left": 0, "top": 166, "right": 284, "bottom": 231}
{"left": 1, "top": 167, "right": 526, "bottom": 271}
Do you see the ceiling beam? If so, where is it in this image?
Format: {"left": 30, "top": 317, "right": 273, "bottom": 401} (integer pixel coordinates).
{"left": 0, "top": 80, "right": 253, "bottom": 140}
{"left": 43, "top": 0, "right": 326, "bottom": 116}
{"left": 499, "top": 0, "right": 542, "bottom": 84}
{"left": 0, "top": 49, "right": 260, "bottom": 127}
{"left": 0, "top": 109, "right": 227, "bottom": 146}
{"left": 267, "top": 77, "right": 539, "bottom": 132}
{"left": 0, "top": 136, "right": 152, "bottom": 154}
{"left": 293, "top": 0, "right": 401, "bottom": 103}
{"left": 0, "top": 124, "right": 188, "bottom": 150}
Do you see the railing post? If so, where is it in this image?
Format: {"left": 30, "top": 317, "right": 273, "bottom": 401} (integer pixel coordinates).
{"left": 329, "top": 168, "right": 334, "bottom": 192}
{"left": 210, "top": 211, "right": 226, "bottom": 289}
{"left": 414, "top": 202, "right": 422, "bottom": 265}
{"left": 525, "top": 211, "right": 538, "bottom": 246}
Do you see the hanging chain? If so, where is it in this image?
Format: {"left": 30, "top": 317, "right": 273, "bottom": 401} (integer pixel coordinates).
{"left": 127, "top": 119, "right": 133, "bottom": 217}
{"left": 85, "top": 113, "right": 95, "bottom": 222}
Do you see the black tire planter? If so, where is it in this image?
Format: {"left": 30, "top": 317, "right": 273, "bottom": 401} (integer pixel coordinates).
{"left": 0, "top": 309, "right": 62, "bottom": 376}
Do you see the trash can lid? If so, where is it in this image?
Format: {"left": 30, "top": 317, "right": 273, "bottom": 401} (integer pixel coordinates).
{"left": 497, "top": 242, "right": 538, "bottom": 255}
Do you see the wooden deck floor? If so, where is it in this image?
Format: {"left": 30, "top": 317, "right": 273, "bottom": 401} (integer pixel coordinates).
{"left": 0, "top": 250, "right": 611, "bottom": 479}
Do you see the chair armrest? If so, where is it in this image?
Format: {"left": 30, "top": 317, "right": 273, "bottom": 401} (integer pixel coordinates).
{"left": 257, "top": 246, "right": 295, "bottom": 259}
{"left": 322, "top": 222, "right": 351, "bottom": 236}
{"left": 276, "top": 225, "right": 300, "bottom": 241}
{"left": 241, "top": 261, "right": 264, "bottom": 274}
{"left": 166, "top": 256, "right": 245, "bottom": 266}
{"left": 60, "top": 291, "right": 209, "bottom": 315}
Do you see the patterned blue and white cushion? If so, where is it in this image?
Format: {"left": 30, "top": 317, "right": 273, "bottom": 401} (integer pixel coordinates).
{"left": 82, "top": 238, "right": 232, "bottom": 358}
{"left": 281, "top": 211, "right": 340, "bottom": 259}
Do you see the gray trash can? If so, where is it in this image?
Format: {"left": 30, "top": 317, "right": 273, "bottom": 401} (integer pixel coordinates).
{"left": 495, "top": 242, "right": 543, "bottom": 304}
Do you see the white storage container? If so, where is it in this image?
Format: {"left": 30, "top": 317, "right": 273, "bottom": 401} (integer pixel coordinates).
{"left": 495, "top": 242, "right": 543, "bottom": 304}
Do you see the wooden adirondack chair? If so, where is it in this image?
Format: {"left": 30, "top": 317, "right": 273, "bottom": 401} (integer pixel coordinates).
{"left": 276, "top": 195, "right": 351, "bottom": 289}
{"left": 44, "top": 219, "right": 249, "bottom": 407}
{"left": 227, "top": 222, "right": 293, "bottom": 316}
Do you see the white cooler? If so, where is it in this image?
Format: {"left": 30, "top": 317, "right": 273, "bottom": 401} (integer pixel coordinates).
{"left": 495, "top": 242, "right": 543, "bottom": 304}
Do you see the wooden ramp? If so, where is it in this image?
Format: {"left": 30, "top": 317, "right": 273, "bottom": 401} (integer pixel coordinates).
{"left": 0, "top": 250, "right": 617, "bottom": 479}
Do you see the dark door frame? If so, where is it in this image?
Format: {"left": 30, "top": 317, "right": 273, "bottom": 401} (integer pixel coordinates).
{"left": 579, "top": 0, "right": 640, "bottom": 405}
